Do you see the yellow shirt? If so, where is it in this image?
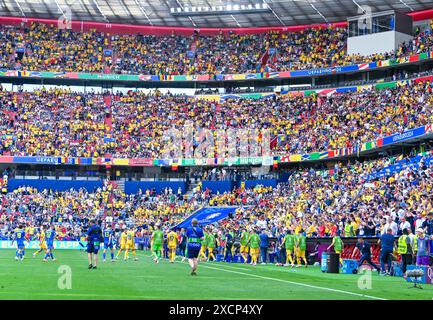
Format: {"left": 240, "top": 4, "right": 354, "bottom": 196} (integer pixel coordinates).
{"left": 39, "top": 231, "right": 46, "bottom": 243}
{"left": 167, "top": 231, "right": 178, "bottom": 247}
{"left": 126, "top": 230, "right": 135, "bottom": 242}
{"left": 120, "top": 231, "right": 128, "bottom": 243}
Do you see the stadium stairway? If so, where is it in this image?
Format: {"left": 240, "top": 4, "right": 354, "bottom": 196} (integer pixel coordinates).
{"left": 185, "top": 182, "right": 200, "bottom": 199}
{"left": 116, "top": 180, "right": 125, "bottom": 193}
{"left": 104, "top": 95, "right": 113, "bottom": 133}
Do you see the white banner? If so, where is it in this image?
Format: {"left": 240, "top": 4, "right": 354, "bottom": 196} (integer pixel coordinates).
{"left": 0, "top": 240, "right": 87, "bottom": 250}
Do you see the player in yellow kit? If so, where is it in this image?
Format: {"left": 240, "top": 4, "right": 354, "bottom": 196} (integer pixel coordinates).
{"left": 167, "top": 229, "right": 178, "bottom": 263}
{"left": 116, "top": 227, "right": 128, "bottom": 259}
{"left": 124, "top": 227, "right": 138, "bottom": 261}
{"left": 33, "top": 226, "right": 47, "bottom": 257}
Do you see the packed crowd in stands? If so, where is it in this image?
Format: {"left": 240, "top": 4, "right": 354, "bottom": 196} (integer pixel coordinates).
{"left": 1, "top": 152, "right": 433, "bottom": 244}
{"left": 0, "top": 21, "right": 432, "bottom": 75}
{"left": 1, "top": 79, "right": 432, "bottom": 158}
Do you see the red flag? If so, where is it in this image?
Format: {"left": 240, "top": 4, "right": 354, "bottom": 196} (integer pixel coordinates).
{"left": 270, "top": 136, "right": 278, "bottom": 149}
{"left": 260, "top": 49, "right": 270, "bottom": 67}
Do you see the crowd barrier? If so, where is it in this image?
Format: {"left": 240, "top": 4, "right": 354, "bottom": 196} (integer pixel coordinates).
{"left": 124, "top": 181, "right": 187, "bottom": 195}
{"left": 7, "top": 179, "right": 103, "bottom": 192}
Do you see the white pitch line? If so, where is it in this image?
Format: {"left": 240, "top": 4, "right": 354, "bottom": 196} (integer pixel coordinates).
{"left": 202, "top": 262, "right": 252, "bottom": 272}
{"left": 187, "top": 262, "right": 388, "bottom": 300}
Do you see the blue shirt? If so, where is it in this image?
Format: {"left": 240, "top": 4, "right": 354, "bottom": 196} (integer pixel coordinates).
{"left": 103, "top": 229, "right": 113, "bottom": 243}
{"left": 357, "top": 241, "right": 371, "bottom": 256}
{"left": 87, "top": 225, "right": 102, "bottom": 242}
{"left": 417, "top": 237, "right": 429, "bottom": 256}
{"left": 259, "top": 233, "right": 269, "bottom": 248}
{"left": 422, "top": 219, "right": 433, "bottom": 236}
{"left": 380, "top": 234, "right": 395, "bottom": 251}
{"left": 186, "top": 226, "right": 204, "bottom": 242}
{"left": 15, "top": 230, "right": 26, "bottom": 245}
{"left": 46, "top": 229, "right": 56, "bottom": 242}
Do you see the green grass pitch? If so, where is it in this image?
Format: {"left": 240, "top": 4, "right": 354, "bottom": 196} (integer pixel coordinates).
{"left": 0, "top": 249, "right": 432, "bottom": 300}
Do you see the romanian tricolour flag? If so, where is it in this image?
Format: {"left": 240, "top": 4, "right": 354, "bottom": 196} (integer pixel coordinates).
{"left": 273, "top": 156, "right": 278, "bottom": 169}
{"left": 171, "top": 160, "right": 179, "bottom": 171}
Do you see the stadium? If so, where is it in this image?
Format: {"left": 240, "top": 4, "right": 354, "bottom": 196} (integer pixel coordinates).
{"left": 0, "top": 0, "right": 433, "bottom": 303}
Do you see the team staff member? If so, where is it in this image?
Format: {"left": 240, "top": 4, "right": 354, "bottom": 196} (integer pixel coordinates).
{"left": 378, "top": 228, "right": 395, "bottom": 275}
{"left": 206, "top": 230, "right": 216, "bottom": 262}
{"left": 86, "top": 220, "right": 103, "bottom": 269}
{"left": 247, "top": 230, "right": 260, "bottom": 266}
{"left": 178, "top": 228, "right": 187, "bottom": 261}
{"left": 224, "top": 229, "right": 234, "bottom": 262}
{"left": 283, "top": 229, "right": 295, "bottom": 267}
{"left": 295, "top": 229, "right": 308, "bottom": 267}
{"left": 259, "top": 229, "right": 269, "bottom": 264}
{"left": 239, "top": 228, "right": 250, "bottom": 264}
{"left": 327, "top": 231, "right": 343, "bottom": 265}
{"left": 186, "top": 219, "right": 204, "bottom": 276}
{"left": 352, "top": 237, "right": 380, "bottom": 274}
{"left": 199, "top": 228, "right": 209, "bottom": 261}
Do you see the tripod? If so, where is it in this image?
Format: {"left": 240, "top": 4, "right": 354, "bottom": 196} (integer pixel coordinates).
{"left": 408, "top": 276, "right": 423, "bottom": 289}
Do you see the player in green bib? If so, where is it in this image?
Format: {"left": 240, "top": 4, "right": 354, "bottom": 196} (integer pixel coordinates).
{"left": 295, "top": 230, "right": 308, "bottom": 267}
{"left": 247, "top": 230, "right": 260, "bottom": 265}
{"left": 199, "top": 231, "right": 209, "bottom": 261}
{"left": 327, "top": 231, "right": 344, "bottom": 264}
{"left": 206, "top": 231, "right": 216, "bottom": 261}
{"left": 151, "top": 224, "right": 164, "bottom": 263}
{"left": 283, "top": 230, "right": 295, "bottom": 267}
{"left": 240, "top": 229, "right": 250, "bottom": 263}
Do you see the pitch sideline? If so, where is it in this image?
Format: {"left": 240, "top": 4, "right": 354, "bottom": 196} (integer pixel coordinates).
{"left": 174, "top": 259, "right": 388, "bottom": 300}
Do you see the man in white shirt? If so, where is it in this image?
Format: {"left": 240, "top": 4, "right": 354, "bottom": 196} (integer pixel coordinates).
{"left": 415, "top": 212, "right": 425, "bottom": 230}
{"left": 399, "top": 216, "right": 411, "bottom": 235}
{"left": 383, "top": 217, "right": 398, "bottom": 235}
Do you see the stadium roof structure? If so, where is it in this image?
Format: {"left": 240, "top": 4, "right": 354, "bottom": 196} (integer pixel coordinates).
{"left": 0, "top": 0, "right": 432, "bottom": 28}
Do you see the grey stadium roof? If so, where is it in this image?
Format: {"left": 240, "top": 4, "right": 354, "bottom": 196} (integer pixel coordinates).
{"left": 0, "top": 0, "right": 432, "bottom": 28}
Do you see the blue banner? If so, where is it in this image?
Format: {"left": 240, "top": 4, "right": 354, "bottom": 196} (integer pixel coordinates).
{"left": 13, "top": 156, "right": 60, "bottom": 164}
{"left": 175, "top": 207, "right": 238, "bottom": 229}
{"left": 339, "top": 65, "right": 360, "bottom": 73}
{"left": 336, "top": 86, "right": 357, "bottom": 93}
{"left": 382, "top": 126, "right": 426, "bottom": 146}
